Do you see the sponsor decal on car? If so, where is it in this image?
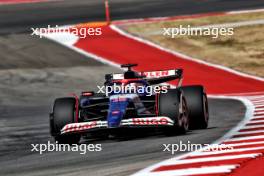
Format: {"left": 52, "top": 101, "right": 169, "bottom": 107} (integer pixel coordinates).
{"left": 132, "top": 117, "right": 170, "bottom": 125}
{"left": 61, "top": 117, "right": 174, "bottom": 134}
{"left": 140, "top": 70, "right": 177, "bottom": 78}
{"left": 111, "top": 69, "right": 177, "bottom": 79}
{"left": 141, "top": 71, "right": 169, "bottom": 78}
{"left": 61, "top": 121, "right": 98, "bottom": 134}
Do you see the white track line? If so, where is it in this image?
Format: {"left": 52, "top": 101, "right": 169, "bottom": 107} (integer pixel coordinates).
{"left": 252, "top": 115, "right": 264, "bottom": 119}
{"left": 249, "top": 100, "right": 264, "bottom": 102}
{"left": 251, "top": 100, "right": 264, "bottom": 103}
{"left": 234, "top": 130, "right": 264, "bottom": 135}
{"left": 249, "top": 96, "right": 264, "bottom": 99}
{"left": 239, "top": 125, "right": 264, "bottom": 130}
{"left": 254, "top": 112, "right": 264, "bottom": 116}
{"left": 255, "top": 108, "right": 264, "bottom": 110}
{"left": 226, "top": 141, "right": 264, "bottom": 147}
{"left": 163, "top": 154, "right": 259, "bottom": 165}
{"left": 251, "top": 97, "right": 264, "bottom": 100}
{"left": 133, "top": 165, "right": 238, "bottom": 176}
{"left": 250, "top": 99, "right": 264, "bottom": 102}
{"left": 226, "top": 135, "right": 264, "bottom": 142}
{"left": 247, "top": 120, "right": 264, "bottom": 124}
{"left": 254, "top": 111, "right": 264, "bottom": 114}
{"left": 253, "top": 103, "right": 264, "bottom": 106}
{"left": 191, "top": 147, "right": 264, "bottom": 156}
{"left": 252, "top": 100, "right": 264, "bottom": 103}
{"left": 227, "top": 8, "right": 264, "bottom": 14}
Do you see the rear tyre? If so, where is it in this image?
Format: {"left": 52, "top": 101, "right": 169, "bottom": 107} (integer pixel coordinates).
{"left": 158, "top": 89, "right": 189, "bottom": 135}
{"left": 50, "top": 97, "right": 81, "bottom": 144}
{"left": 181, "top": 85, "right": 209, "bottom": 129}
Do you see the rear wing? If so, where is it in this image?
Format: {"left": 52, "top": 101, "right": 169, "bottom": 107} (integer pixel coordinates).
{"left": 110, "top": 69, "right": 182, "bottom": 79}
{"left": 105, "top": 69, "right": 183, "bottom": 86}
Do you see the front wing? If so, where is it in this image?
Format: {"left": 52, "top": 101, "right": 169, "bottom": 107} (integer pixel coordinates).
{"left": 61, "top": 116, "right": 174, "bottom": 134}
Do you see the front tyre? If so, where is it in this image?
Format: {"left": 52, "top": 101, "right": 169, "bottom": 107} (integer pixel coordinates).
{"left": 50, "top": 97, "right": 81, "bottom": 144}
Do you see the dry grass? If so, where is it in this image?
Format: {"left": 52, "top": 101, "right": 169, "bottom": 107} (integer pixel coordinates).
{"left": 124, "top": 12, "right": 264, "bottom": 77}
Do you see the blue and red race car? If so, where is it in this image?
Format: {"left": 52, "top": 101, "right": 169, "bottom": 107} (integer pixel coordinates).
{"left": 49, "top": 64, "right": 209, "bottom": 144}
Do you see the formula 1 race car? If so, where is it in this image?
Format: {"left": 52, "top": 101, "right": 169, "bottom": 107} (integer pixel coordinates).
{"left": 49, "top": 64, "right": 209, "bottom": 144}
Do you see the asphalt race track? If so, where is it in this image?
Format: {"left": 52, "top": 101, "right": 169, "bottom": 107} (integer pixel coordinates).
{"left": 0, "top": 45, "right": 246, "bottom": 175}
{"left": 1, "top": 0, "right": 264, "bottom": 34}
{"left": 0, "top": 0, "right": 263, "bottom": 175}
